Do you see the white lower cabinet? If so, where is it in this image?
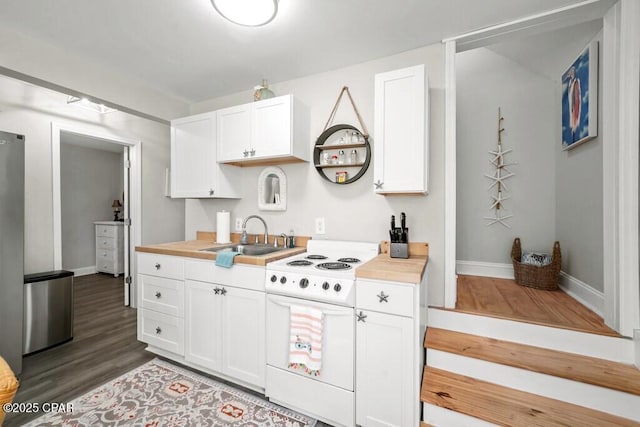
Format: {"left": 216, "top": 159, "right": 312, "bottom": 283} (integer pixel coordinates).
{"left": 355, "top": 278, "right": 424, "bottom": 427}
{"left": 184, "top": 279, "right": 266, "bottom": 389}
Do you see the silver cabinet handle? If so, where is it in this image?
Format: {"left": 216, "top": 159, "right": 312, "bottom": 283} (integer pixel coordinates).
{"left": 377, "top": 291, "right": 389, "bottom": 303}
{"left": 155, "top": 326, "right": 162, "bottom": 334}
{"left": 155, "top": 291, "right": 162, "bottom": 299}
{"left": 220, "top": 287, "right": 227, "bottom": 296}
{"left": 213, "top": 287, "right": 221, "bottom": 295}
{"left": 243, "top": 150, "right": 249, "bottom": 157}
{"left": 209, "top": 188, "right": 214, "bottom": 196}
{"left": 374, "top": 180, "right": 383, "bottom": 189}
{"left": 250, "top": 149, "right": 256, "bottom": 156}
{"left": 154, "top": 263, "right": 161, "bottom": 270}
{"left": 356, "top": 311, "right": 367, "bottom": 322}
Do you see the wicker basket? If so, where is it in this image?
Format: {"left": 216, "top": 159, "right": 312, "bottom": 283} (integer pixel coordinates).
{"left": 511, "top": 238, "right": 561, "bottom": 291}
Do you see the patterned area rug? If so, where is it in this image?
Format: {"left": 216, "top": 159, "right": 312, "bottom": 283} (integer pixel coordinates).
{"left": 25, "top": 359, "right": 316, "bottom": 426}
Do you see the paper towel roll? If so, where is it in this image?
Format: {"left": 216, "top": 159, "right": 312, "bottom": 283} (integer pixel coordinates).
{"left": 216, "top": 211, "right": 231, "bottom": 244}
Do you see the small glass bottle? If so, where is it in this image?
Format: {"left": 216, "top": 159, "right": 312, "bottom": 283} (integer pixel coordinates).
{"left": 351, "top": 131, "right": 359, "bottom": 144}
{"left": 350, "top": 149, "right": 358, "bottom": 165}
{"left": 338, "top": 150, "right": 345, "bottom": 165}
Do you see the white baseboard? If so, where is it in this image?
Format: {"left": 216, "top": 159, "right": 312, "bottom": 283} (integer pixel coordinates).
{"left": 456, "top": 261, "right": 514, "bottom": 279}
{"left": 558, "top": 271, "right": 604, "bottom": 317}
{"left": 69, "top": 265, "right": 97, "bottom": 277}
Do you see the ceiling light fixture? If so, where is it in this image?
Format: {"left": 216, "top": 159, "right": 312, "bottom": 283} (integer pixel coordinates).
{"left": 211, "top": 0, "right": 278, "bottom": 27}
{"left": 67, "top": 96, "right": 117, "bottom": 114}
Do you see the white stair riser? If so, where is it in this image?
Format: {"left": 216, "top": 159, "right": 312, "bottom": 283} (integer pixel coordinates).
{"left": 428, "top": 308, "right": 634, "bottom": 364}
{"left": 427, "top": 349, "right": 640, "bottom": 422}
{"left": 423, "top": 403, "right": 498, "bottom": 427}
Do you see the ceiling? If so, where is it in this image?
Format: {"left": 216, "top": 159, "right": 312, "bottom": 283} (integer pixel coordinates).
{"left": 0, "top": 0, "right": 589, "bottom": 104}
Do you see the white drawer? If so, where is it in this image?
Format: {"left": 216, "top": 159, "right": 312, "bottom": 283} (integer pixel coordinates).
{"left": 137, "top": 253, "right": 184, "bottom": 280}
{"left": 139, "top": 309, "right": 184, "bottom": 356}
{"left": 185, "top": 259, "right": 265, "bottom": 291}
{"left": 139, "top": 274, "right": 184, "bottom": 317}
{"left": 356, "top": 279, "right": 415, "bottom": 317}
{"left": 96, "top": 248, "right": 116, "bottom": 262}
{"left": 96, "top": 224, "right": 122, "bottom": 238}
{"left": 96, "top": 236, "right": 118, "bottom": 250}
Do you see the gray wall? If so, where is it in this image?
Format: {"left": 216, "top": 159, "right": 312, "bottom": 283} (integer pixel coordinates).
{"left": 456, "top": 30, "right": 604, "bottom": 293}
{"left": 185, "top": 43, "right": 447, "bottom": 306}
{"left": 60, "top": 143, "right": 123, "bottom": 270}
{"left": 555, "top": 31, "right": 604, "bottom": 292}
{"left": 456, "top": 47, "right": 556, "bottom": 263}
{"left": 0, "top": 74, "right": 185, "bottom": 274}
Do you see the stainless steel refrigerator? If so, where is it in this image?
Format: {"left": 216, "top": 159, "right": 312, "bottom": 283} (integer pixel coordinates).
{"left": 0, "top": 131, "right": 24, "bottom": 375}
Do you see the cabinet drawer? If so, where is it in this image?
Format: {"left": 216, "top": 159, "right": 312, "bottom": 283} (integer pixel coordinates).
{"left": 139, "top": 309, "right": 184, "bottom": 356}
{"left": 356, "top": 279, "right": 414, "bottom": 317}
{"left": 185, "top": 259, "right": 264, "bottom": 291}
{"left": 137, "top": 253, "right": 184, "bottom": 280}
{"left": 95, "top": 224, "right": 123, "bottom": 238}
{"left": 96, "top": 236, "right": 118, "bottom": 250}
{"left": 96, "top": 249, "right": 116, "bottom": 262}
{"left": 139, "top": 274, "right": 184, "bottom": 317}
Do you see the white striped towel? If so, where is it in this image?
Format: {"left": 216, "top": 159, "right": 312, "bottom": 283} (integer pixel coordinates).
{"left": 288, "top": 305, "right": 324, "bottom": 376}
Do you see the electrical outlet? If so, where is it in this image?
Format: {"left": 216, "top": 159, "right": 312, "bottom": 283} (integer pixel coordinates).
{"left": 315, "top": 217, "right": 326, "bottom": 235}
{"left": 235, "top": 218, "right": 243, "bottom": 231}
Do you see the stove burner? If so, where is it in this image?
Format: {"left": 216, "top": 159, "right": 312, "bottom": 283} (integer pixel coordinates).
{"left": 316, "top": 262, "right": 352, "bottom": 271}
{"left": 337, "top": 257, "right": 361, "bottom": 264}
{"left": 306, "top": 254, "right": 328, "bottom": 260}
{"left": 287, "top": 260, "right": 314, "bottom": 267}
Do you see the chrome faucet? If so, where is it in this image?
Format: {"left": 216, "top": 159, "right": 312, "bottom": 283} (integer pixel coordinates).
{"left": 280, "top": 233, "right": 289, "bottom": 248}
{"left": 240, "top": 215, "right": 269, "bottom": 245}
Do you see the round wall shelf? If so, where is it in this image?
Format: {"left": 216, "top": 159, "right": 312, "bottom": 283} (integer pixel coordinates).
{"left": 313, "top": 124, "right": 371, "bottom": 185}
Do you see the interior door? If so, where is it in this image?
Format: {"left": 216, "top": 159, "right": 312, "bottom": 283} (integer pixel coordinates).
{"left": 123, "top": 146, "right": 131, "bottom": 306}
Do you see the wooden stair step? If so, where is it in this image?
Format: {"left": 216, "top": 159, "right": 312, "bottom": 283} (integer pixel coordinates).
{"left": 425, "top": 327, "right": 640, "bottom": 396}
{"left": 422, "top": 367, "right": 640, "bottom": 427}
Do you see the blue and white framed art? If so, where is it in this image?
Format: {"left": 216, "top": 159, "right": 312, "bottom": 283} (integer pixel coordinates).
{"left": 561, "top": 40, "right": 598, "bottom": 150}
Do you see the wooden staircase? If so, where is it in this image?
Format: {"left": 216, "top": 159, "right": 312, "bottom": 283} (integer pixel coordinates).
{"left": 421, "top": 309, "right": 640, "bottom": 426}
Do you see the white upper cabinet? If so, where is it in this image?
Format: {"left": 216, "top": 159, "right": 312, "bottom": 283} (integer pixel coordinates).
{"left": 170, "top": 111, "right": 241, "bottom": 198}
{"left": 217, "top": 94, "right": 309, "bottom": 166}
{"left": 373, "top": 64, "right": 429, "bottom": 194}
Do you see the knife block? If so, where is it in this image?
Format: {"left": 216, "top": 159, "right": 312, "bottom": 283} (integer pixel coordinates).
{"left": 390, "top": 243, "right": 408, "bottom": 259}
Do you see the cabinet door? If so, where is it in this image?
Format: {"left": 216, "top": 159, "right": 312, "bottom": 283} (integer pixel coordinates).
{"left": 356, "top": 310, "right": 414, "bottom": 427}
{"left": 217, "top": 104, "right": 251, "bottom": 162}
{"left": 184, "top": 280, "right": 222, "bottom": 372}
{"left": 251, "top": 95, "right": 292, "bottom": 159}
{"left": 222, "top": 286, "right": 266, "bottom": 388}
{"left": 373, "top": 64, "right": 428, "bottom": 194}
{"left": 171, "top": 112, "right": 217, "bottom": 198}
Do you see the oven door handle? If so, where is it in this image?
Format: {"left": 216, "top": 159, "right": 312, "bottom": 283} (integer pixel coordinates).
{"left": 267, "top": 296, "right": 352, "bottom": 317}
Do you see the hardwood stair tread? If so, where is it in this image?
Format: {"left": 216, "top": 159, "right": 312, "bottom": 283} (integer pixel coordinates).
{"left": 421, "top": 367, "right": 640, "bottom": 427}
{"left": 424, "top": 327, "right": 640, "bottom": 396}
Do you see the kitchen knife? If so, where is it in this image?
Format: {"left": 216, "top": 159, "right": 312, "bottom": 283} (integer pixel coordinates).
{"left": 391, "top": 215, "right": 396, "bottom": 231}
{"left": 400, "top": 212, "right": 407, "bottom": 243}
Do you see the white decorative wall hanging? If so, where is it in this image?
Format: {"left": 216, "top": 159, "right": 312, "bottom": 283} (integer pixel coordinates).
{"left": 484, "top": 108, "right": 516, "bottom": 228}
{"left": 258, "top": 166, "right": 287, "bottom": 211}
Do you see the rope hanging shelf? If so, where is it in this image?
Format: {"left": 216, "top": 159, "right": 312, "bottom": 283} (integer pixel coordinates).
{"left": 313, "top": 86, "right": 371, "bottom": 185}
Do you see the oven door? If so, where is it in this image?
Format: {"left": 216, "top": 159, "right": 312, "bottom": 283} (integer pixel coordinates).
{"left": 265, "top": 293, "right": 354, "bottom": 391}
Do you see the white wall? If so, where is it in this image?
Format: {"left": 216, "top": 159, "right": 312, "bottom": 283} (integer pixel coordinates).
{"left": 0, "top": 75, "right": 185, "bottom": 274}
{"left": 456, "top": 48, "right": 556, "bottom": 263}
{"left": 60, "top": 143, "right": 123, "bottom": 270}
{"left": 185, "top": 43, "right": 447, "bottom": 305}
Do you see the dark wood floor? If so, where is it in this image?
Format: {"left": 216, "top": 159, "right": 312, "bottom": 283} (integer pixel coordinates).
{"left": 5, "top": 274, "right": 154, "bottom": 426}
{"left": 455, "top": 275, "right": 619, "bottom": 336}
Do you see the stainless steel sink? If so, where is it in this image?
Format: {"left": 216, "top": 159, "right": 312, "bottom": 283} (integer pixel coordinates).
{"left": 200, "top": 244, "right": 285, "bottom": 256}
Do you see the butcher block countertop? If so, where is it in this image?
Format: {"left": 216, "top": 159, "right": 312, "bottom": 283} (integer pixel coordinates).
{"left": 357, "top": 241, "right": 429, "bottom": 284}
{"left": 135, "top": 231, "right": 307, "bottom": 266}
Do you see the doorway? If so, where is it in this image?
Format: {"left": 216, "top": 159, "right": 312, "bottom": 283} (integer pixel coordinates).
{"left": 52, "top": 124, "right": 142, "bottom": 307}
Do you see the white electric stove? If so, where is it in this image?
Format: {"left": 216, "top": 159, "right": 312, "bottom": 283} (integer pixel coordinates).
{"left": 265, "top": 239, "right": 379, "bottom": 427}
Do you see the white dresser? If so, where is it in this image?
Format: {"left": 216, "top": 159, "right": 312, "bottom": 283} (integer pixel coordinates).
{"left": 94, "top": 221, "right": 125, "bottom": 277}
